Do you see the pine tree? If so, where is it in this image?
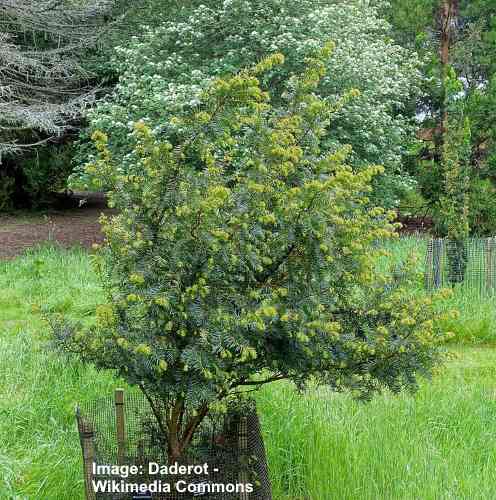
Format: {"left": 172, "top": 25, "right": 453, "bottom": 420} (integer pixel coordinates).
{"left": 383, "top": 0, "right": 496, "bottom": 235}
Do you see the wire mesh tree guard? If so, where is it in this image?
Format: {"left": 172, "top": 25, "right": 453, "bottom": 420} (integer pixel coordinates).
{"left": 425, "top": 237, "right": 496, "bottom": 294}
{"left": 76, "top": 390, "right": 272, "bottom": 500}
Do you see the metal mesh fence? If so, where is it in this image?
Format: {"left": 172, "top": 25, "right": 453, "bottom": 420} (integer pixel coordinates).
{"left": 425, "top": 238, "right": 496, "bottom": 294}
{"left": 76, "top": 391, "right": 272, "bottom": 500}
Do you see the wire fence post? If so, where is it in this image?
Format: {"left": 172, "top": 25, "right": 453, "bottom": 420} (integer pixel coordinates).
{"left": 115, "top": 388, "right": 126, "bottom": 465}
{"left": 486, "top": 238, "right": 495, "bottom": 294}
{"left": 77, "top": 405, "right": 96, "bottom": 500}
{"left": 238, "top": 415, "right": 249, "bottom": 500}
{"left": 433, "top": 239, "right": 443, "bottom": 289}
{"left": 424, "top": 237, "right": 496, "bottom": 297}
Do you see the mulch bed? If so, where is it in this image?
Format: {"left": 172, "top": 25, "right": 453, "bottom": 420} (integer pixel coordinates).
{"left": 0, "top": 192, "right": 114, "bottom": 260}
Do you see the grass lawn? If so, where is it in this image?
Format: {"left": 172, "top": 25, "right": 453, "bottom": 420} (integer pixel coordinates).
{"left": 1, "top": 246, "right": 495, "bottom": 499}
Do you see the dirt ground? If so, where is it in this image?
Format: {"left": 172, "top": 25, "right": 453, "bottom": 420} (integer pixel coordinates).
{"left": 0, "top": 192, "right": 114, "bottom": 260}
{"left": 0, "top": 192, "right": 431, "bottom": 260}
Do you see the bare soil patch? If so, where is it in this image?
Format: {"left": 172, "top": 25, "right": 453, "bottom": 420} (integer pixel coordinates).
{"left": 397, "top": 215, "right": 434, "bottom": 235}
{"left": 1, "top": 193, "right": 433, "bottom": 260}
{"left": 0, "top": 192, "right": 114, "bottom": 259}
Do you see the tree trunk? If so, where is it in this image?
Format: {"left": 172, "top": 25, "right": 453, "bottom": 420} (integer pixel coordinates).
{"left": 439, "top": 0, "right": 468, "bottom": 286}
{"left": 166, "top": 403, "right": 209, "bottom": 464}
{"left": 439, "top": 0, "right": 459, "bottom": 128}
{"left": 440, "top": 0, "right": 454, "bottom": 68}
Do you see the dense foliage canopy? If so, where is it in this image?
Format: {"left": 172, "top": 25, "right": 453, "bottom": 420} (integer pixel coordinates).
{"left": 0, "top": 0, "right": 111, "bottom": 156}
{"left": 55, "top": 51, "right": 448, "bottom": 461}
{"left": 0, "top": 0, "right": 116, "bottom": 208}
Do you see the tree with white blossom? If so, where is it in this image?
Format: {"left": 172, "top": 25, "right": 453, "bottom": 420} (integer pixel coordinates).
{"left": 77, "top": 0, "right": 423, "bottom": 208}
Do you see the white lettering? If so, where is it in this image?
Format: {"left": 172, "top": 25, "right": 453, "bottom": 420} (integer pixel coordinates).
{"left": 148, "top": 462, "right": 160, "bottom": 474}
{"left": 92, "top": 480, "right": 109, "bottom": 492}
{"left": 176, "top": 480, "right": 187, "bottom": 493}
{"left": 92, "top": 462, "right": 138, "bottom": 479}
{"left": 148, "top": 462, "right": 209, "bottom": 475}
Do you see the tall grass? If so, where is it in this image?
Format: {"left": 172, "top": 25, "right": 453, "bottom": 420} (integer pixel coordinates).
{"left": 1, "top": 245, "right": 496, "bottom": 499}
{"left": 380, "top": 235, "right": 496, "bottom": 345}
{"left": 0, "top": 247, "right": 119, "bottom": 498}
{"left": 258, "top": 348, "right": 496, "bottom": 499}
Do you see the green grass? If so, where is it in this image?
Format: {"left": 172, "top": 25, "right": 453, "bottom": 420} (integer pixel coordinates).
{"left": 1, "top": 244, "right": 496, "bottom": 499}
{"left": 380, "top": 235, "right": 496, "bottom": 345}
{"left": 0, "top": 247, "right": 119, "bottom": 499}
{"left": 259, "top": 348, "right": 496, "bottom": 499}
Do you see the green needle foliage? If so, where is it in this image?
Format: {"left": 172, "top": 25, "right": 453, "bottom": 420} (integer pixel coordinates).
{"left": 53, "top": 47, "right": 448, "bottom": 462}
{"left": 436, "top": 69, "right": 471, "bottom": 284}
{"left": 437, "top": 69, "right": 471, "bottom": 242}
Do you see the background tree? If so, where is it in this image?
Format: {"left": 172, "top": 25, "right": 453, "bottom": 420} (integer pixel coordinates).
{"left": 54, "top": 50, "right": 448, "bottom": 463}
{"left": 381, "top": 0, "right": 496, "bottom": 235}
{"left": 438, "top": 70, "right": 471, "bottom": 283}
{"left": 0, "top": 0, "right": 117, "bottom": 208}
{"left": 76, "top": 0, "right": 423, "bottom": 209}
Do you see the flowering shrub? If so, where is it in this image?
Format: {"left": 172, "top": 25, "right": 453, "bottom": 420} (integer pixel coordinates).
{"left": 75, "top": 0, "right": 422, "bottom": 207}
{"left": 57, "top": 50, "right": 448, "bottom": 462}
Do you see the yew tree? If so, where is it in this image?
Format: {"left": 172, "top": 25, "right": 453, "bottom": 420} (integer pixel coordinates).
{"left": 54, "top": 49, "right": 448, "bottom": 462}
